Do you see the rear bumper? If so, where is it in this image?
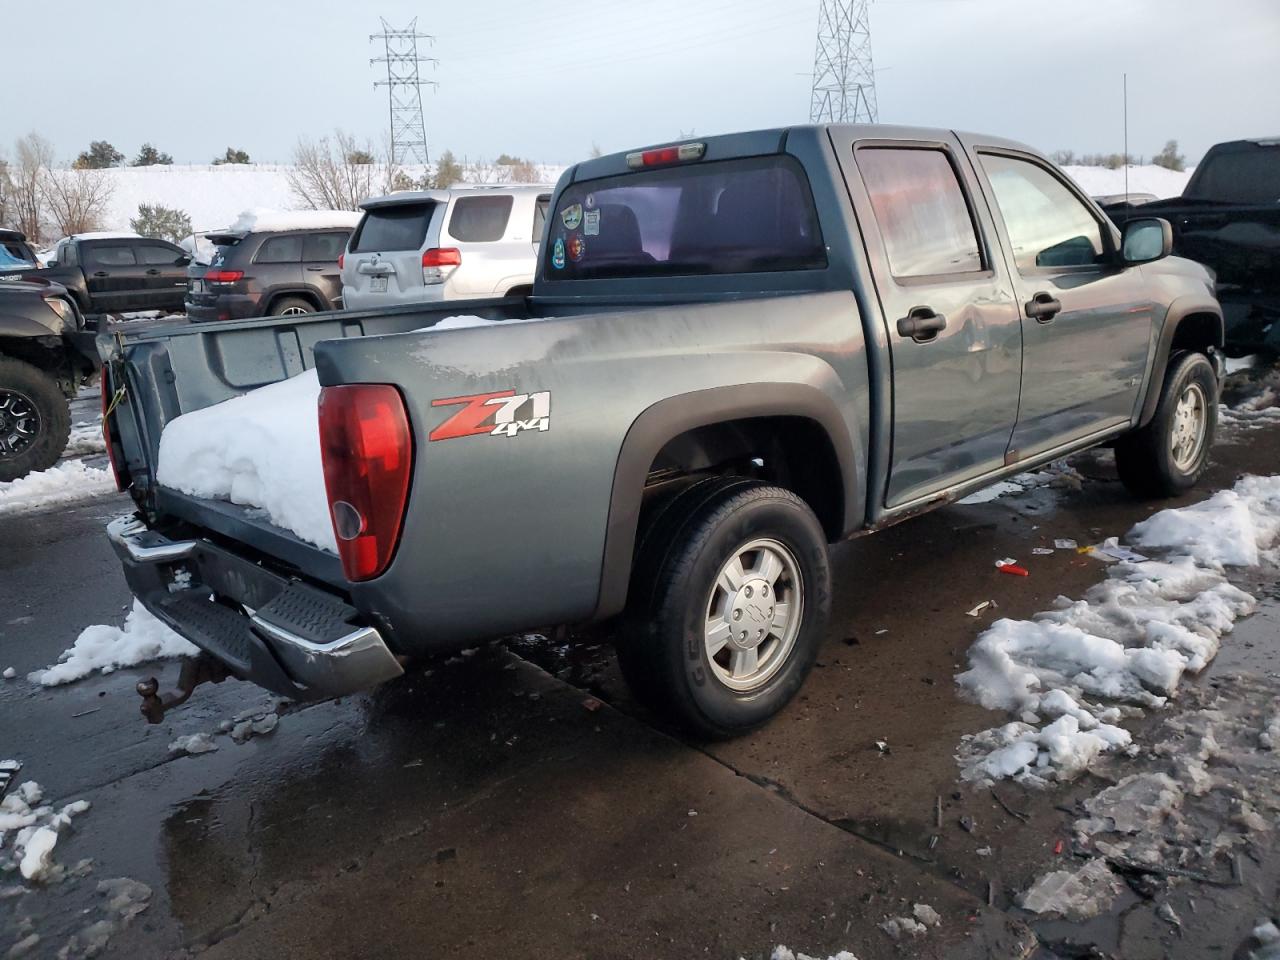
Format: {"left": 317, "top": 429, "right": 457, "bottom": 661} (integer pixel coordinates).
{"left": 107, "top": 514, "right": 402, "bottom": 698}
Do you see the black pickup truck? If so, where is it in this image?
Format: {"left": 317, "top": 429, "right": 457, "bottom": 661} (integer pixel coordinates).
{"left": 1102, "top": 137, "right": 1279, "bottom": 356}
{"left": 12, "top": 235, "right": 192, "bottom": 316}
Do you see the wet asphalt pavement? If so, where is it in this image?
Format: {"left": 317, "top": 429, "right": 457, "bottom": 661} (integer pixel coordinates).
{"left": 3, "top": 368, "right": 1280, "bottom": 959}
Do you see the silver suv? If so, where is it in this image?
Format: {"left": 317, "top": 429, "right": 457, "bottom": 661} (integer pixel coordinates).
{"left": 341, "top": 185, "right": 551, "bottom": 308}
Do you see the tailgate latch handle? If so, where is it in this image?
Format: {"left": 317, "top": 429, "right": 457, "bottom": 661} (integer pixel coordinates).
{"left": 897, "top": 306, "right": 947, "bottom": 342}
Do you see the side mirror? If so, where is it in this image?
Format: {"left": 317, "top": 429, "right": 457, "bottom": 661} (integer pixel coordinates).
{"left": 177, "top": 255, "right": 192, "bottom": 266}
{"left": 1121, "top": 217, "right": 1173, "bottom": 266}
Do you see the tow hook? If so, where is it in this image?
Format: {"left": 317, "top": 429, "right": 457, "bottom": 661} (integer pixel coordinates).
{"left": 136, "top": 655, "right": 232, "bottom": 724}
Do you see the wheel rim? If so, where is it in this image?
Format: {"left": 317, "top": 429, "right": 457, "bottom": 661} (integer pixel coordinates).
{"left": 0, "top": 389, "right": 41, "bottom": 460}
{"left": 280, "top": 306, "right": 310, "bottom": 316}
{"left": 1170, "top": 381, "right": 1209, "bottom": 472}
{"left": 703, "top": 538, "right": 804, "bottom": 692}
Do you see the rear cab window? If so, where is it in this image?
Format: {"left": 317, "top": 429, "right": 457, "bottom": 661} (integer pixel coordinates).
{"left": 541, "top": 155, "right": 826, "bottom": 281}
{"left": 1186, "top": 143, "right": 1280, "bottom": 203}
{"left": 447, "top": 195, "right": 514, "bottom": 242}
{"left": 351, "top": 202, "right": 436, "bottom": 253}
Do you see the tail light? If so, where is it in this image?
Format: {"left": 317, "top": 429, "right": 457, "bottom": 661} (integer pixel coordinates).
{"left": 204, "top": 269, "right": 244, "bottom": 284}
{"left": 338, "top": 253, "right": 345, "bottom": 270}
{"left": 318, "top": 384, "right": 413, "bottom": 582}
{"left": 626, "top": 142, "right": 706, "bottom": 169}
{"left": 421, "top": 247, "right": 461, "bottom": 285}
{"left": 101, "top": 372, "right": 127, "bottom": 491}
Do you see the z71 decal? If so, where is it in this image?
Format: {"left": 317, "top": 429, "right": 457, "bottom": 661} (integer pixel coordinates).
{"left": 429, "top": 390, "right": 552, "bottom": 442}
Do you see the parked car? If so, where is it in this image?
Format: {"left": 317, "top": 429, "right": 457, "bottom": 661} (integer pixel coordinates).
{"left": 341, "top": 184, "right": 551, "bottom": 309}
{"left": 0, "top": 229, "right": 40, "bottom": 273}
{"left": 9, "top": 234, "right": 190, "bottom": 315}
{"left": 0, "top": 279, "right": 98, "bottom": 480}
{"left": 1091, "top": 192, "right": 1158, "bottom": 208}
{"left": 1101, "top": 136, "right": 1280, "bottom": 356}
{"left": 185, "top": 225, "right": 355, "bottom": 321}
{"left": 103, "top": 124, "right": 1222, "bottom": 736}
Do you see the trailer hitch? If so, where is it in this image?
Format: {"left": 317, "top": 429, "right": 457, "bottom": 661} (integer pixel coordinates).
{"left": 136, "top": 655, "right": 232, "bottom": 724}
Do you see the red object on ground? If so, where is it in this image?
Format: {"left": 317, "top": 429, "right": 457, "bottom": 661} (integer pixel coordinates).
{"left": 996, "top": 562, "right": 1030, "bottom": 577}
{"left": 1054, "top": 839, "right": 1065, "bottom": 855}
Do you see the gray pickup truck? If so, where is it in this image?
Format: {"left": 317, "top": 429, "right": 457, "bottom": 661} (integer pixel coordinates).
{"left": 102, "top": 124, "right": 1223, "bottom": 737}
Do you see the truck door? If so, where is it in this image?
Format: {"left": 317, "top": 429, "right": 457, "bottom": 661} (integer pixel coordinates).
{"left": 835, "top": 135, "right": 1023, "bottom": 508}
{"left": 134, "top": 241, "right": 189, "bottom": 312}
{"left": 83, "top": 242, "right": 139, "bottom": 313}
{"left": 963, "top": 144, "right": 1153, "bottom": 460}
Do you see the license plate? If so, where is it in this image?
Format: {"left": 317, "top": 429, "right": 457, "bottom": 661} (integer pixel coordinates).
{"left": 370, "top": 276, "right": 388, "bottom": 293}
{"left": 190, "top": 279, "right": 204, "bottom": 294}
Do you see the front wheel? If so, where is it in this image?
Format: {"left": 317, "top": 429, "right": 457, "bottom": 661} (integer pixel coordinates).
{"left": 1115, "top": 351, "right": 1218, "bottom": 498}
{"left": 0, "top": 357, "right": 71, "bottom": 483}
{"left": 617, "top": 480, "right": 831, "bottom": 739}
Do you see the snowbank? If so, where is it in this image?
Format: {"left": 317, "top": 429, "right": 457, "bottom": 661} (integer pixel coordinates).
{"left": 0, "top": 460, "right": 115, "bottom": 516}
{"left": 956, "top": 474, "right": 1279, "bottom": 784}
{"left": 226, "top": 208, "right": 362, "bottom": 234}
{"left": 30, "top": 599, "right": 197, "bottom": 686}
{"left": 1060, "top": 164, "right": 1192, "bottom": 200}
{"left": 156, "top": 315, "right": 529, "bottom": 548}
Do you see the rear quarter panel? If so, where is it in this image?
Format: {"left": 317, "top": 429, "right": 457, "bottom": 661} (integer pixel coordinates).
{"left": 314, "top": 292, "right": 872, "bottom": 651}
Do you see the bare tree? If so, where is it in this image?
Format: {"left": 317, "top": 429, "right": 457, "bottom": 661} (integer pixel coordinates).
{"left": 286, "top": 130, "right": 382, "bottom": 211}
{"left": 0, "top": 152, "right": 10, "bottom": 228}
{"left": 10, "top": 133, "right": 54, "bottom": 242}
{"left": 41, "top": 165, "right": 114, "bottom": 237}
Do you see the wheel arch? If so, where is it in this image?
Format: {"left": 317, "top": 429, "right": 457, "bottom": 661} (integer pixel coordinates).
{"left": 262, "top": 288, "right": 323, "bottom": 315}
{"left": 593, "top": 383, "right": 859, "bottom": 620}
{"left": 1139, "top": 297, "right": 1224, "bottom": 428}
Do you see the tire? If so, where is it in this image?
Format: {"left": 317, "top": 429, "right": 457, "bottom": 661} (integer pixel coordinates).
{"left": 0, "top": 357, "right": 71, "bottom": 483}
{"left": 617, "top": 479, "right": 831, "bottom": 739}
{"left": 1115, "top": 351, "right": 1217, "bottom": 498}
{"left": 269, "top": 297, "right": 315, "bottom": 318}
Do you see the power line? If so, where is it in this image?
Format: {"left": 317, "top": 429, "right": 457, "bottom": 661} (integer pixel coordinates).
{"left": 371, "top": 17, "right": 438, "bottom": 166}
{"left": 809, "top": 0, "right": 878, "bottom": 124}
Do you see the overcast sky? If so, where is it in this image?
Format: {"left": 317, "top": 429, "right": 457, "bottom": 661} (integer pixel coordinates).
{"left": 6, "top": 0, "right": 1277, "bottom": 166}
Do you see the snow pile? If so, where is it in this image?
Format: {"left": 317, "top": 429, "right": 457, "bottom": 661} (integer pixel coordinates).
{"left": 956, "top": 475, "right": 1279, "bottom": 784}
{"left": 0, "top": 774, "right": 91, "bottom": 884}
{"left": 0, "top": 460, "right": 116, "bottom": 516}
{"left": 156, "top": 368, "right": 334, "bottom": 551}
{"left": 1060, "top": 164, "right": 1193, "bottom": 200}
{"left": 29, "top": 599, "right": 197, "bottom": 686}
{"left": 63, "top": 421, "right": 107, "bottom": 458}
{"left": 226, "top": 207, "right": 362, "bottom": 234}
{"left": 1018, "top": 858, "right": 1123, "bottom": 920}
{"left": 168, "top": 733, "right": 218, "bottom": 756}
{"left": 958, "top": 460, "right": 1085, "bottom": 505}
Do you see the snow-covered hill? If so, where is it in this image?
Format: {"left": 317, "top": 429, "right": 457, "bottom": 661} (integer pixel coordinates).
{"left": 83, "top": 162, "right": 1191, "bottom": 235}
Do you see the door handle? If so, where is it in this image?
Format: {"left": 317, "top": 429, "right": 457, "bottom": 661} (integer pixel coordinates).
{"left": 896, "top": 306, "right": 947, "bottom": 342}
{"left": 1025, "top": 292, "right": 1062, "bottom": 322}
{"left": 93, "top": 271, "right": 109, "bottom": 278}
{"left": 146, "top": 268, "right": 161, "bottom": 276}
{"left": 305, "top": 266, "right": 325, "bottom": 272}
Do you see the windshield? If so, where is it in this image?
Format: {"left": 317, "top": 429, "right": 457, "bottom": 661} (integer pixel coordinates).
{"left": 542, "top": 155, "right": 826, "bottom": 281}
{"left": 1187, "top": 144, "right": 1280, "bottom": 203}
{"left": 0, "top": 241, "right": 34, "bottom": 270}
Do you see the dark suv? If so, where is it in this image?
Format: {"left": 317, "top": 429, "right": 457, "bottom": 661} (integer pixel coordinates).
{"left": 186, "top": 228, "right": 352, "bottom": 321}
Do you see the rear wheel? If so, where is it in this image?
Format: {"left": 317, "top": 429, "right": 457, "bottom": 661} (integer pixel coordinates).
{"left": 269, "top": 297, "right": 315, "bottom": 317}
{"left": 617, "top": 479, "right": 830, "bottom": 739}
{"left": 1115, "top": 351, "right": 1217, "bottom": 498}
{"left": 0, "top": 357, "right": 71, "bottom": 483}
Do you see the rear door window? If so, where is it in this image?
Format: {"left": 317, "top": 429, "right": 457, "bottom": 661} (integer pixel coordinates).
{"left": 542, "top": 155, "right": 826, "bottom": 280}
{"left": 351, "top": 202, "right": 435, "bottom": 253}
{"left": 857, "top": 148, "right": 984, "bottom": 279}
{"left": 86, "top": 245, "right": 136, "bottom": 267}
{"left": 302, "top": 231, "right": 349, "bottom": 261}
{"left": 256, "top": 235, "right": 303, "bottom": 264}
{"left": 447, "top": 195, "right": 515, "bottom": 242}
{"left": 137, "top": 243, "right": 182, "bottom": 265}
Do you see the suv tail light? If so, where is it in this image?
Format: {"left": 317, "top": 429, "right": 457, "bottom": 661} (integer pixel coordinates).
{"left": 205, "top": 269, "right": 244, "bottom": 284}
{"left": 318, "top": 384, "right": 413, "bottom": 582}
{"left": 422, "top": 247, "right": 461, "bottom": 285}
{"left": 338, "top": 253, "right": 345, "bottom": 270}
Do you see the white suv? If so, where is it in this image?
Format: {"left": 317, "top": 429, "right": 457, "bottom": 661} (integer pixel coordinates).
{"left": 341, "top": 185, "right": 552, "bottom": 309}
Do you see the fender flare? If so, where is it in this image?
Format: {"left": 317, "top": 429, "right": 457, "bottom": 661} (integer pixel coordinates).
{"left": 592, "top": 382, "right": 859, "bottom": 620}
{"left": 262, "top": 287, "right": 325, "bottom": 315}
{"left": 1138, "top": 294, "right": 1224, "bottom": 428}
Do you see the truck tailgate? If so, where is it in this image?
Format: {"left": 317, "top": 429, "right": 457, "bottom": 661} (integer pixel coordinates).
{"left": 100, "top": 300, "right": 533, "bottom": 584}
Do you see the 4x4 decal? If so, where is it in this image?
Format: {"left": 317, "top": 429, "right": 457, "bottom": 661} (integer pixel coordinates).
{"left": 429, "top": 390, "right": 551, "bottom": 441}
